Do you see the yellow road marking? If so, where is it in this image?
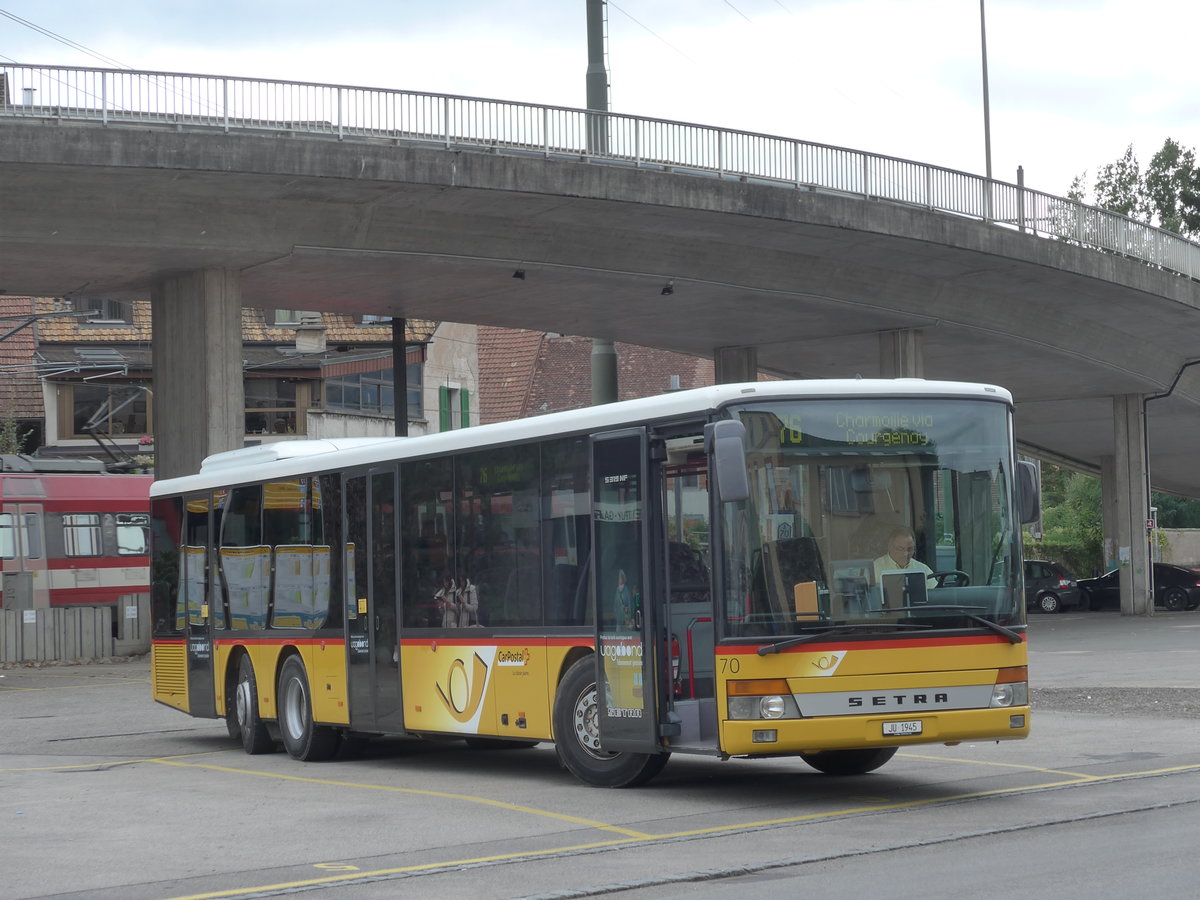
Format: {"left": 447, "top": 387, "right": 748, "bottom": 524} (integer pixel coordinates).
{"left": 153, "top": 758, "right": 655, "bottom": 838}
{"left": 159, "top": 757, "right": 1200, "bottom": 900}
{"left": 9, "top": 747, "right": 1200, "bottom": 900}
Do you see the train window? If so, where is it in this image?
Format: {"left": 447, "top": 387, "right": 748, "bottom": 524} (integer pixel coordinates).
{"left": 64, "top": 513, "right": 103, "bottom": 557}
{"left": 117, "top": 513, "right": 149, "bottom": 556}
{"left": 0, "top": 514, "right": 13, "bottom": 558}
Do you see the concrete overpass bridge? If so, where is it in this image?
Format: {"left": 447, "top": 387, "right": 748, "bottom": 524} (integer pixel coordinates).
{"left": 4, "top": 64, "right": 1200, "bottom": 608}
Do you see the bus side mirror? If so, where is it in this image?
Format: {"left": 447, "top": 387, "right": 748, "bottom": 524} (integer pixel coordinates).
{"left": 1017, "top": 460, "right": 1040, "bottom": 525}
{"left": 706, "top": 420, "right": 749, "bottom": 504}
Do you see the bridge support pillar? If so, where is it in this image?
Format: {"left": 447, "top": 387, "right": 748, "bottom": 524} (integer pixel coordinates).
{"left": 879, "top": 328, "right": 924, "bottom": 378}
{"left": 151, "top": 269, "right": 245, "bottom": 479}
{"left": 714, "top": 347, "right": 758, "bottom": 384}
{"left": 1103, "top": 395, "right": 1152, "bottom": 615}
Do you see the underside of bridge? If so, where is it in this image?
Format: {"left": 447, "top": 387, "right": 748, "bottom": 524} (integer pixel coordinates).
{"left": 3, "top": 118, "right": 1200, "bottom": 612}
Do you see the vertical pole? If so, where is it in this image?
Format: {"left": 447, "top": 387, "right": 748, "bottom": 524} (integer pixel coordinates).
{"left": 587, "top": 0, "right": 617, "bottom": 404}
{"left": 392, "top": 318, "right": 408, "bottom": 436}
{"left": 980, "top": 0, "right": 993, "bottom": 220}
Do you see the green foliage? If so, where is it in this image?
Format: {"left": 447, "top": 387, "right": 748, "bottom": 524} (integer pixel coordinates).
{"left": 1151, "top": 492, "right": 1200, "bottom": 528}
{"left": 1024, "top": 464, "right": 1103, "bottom": 576}
{"left": 0, "top": 412, "right": 30, "bottom": 455}
{"left": 1072, "top": 137, "right": 1200, "bottom": 239}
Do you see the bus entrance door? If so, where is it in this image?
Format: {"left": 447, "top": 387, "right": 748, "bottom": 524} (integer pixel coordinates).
{"left": 344, "top": 469, "right": 403, "bottom": 733}
{"left": 591, "top": 430, "right": 660, "bottom": 755}
{"left": 661, "top": 445, "right": 718, "bottom": 751}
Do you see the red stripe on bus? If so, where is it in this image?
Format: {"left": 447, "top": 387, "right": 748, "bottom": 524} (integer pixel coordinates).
{"left": 722, "top": 633, "right": 1024, "bottom": 654}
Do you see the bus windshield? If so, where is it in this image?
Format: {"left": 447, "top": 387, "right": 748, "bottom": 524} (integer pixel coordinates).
{"left": 719, "top": 396, "right": 1021, "bottom": 638}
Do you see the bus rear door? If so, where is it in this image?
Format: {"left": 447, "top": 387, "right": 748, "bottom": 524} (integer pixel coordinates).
{"left": 344, "top": 468, "right": 403, "bottom": 733}
{"left": 591, "top": 429, "right": 661, "bottom": 755}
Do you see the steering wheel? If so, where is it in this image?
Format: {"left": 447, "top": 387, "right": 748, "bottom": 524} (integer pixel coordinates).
{"left": 932, "top": 570, "right": 970, "bottom": 587}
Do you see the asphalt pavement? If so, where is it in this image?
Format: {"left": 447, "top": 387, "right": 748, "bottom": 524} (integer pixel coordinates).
{"left": 1028, "top": 609, "right": 1200, "bottom": 717}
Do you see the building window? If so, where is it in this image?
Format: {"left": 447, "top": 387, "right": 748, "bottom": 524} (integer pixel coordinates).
{"left": 61, "top": 382, "right": 150, "bottom": 438}
{"left": 270, "top": 310, "right": 318, "bottom": 326}
{"left": 439, "top": 384, "right": 471, "bottom": 431}
{"left": 325, "top": 364, "right": 423, "bottom": 421}
{"left": 245, "top": 379, "right": 308, "bottom": 435}
{"left": 78, "top": 299, "right": 128, "bottom": 324}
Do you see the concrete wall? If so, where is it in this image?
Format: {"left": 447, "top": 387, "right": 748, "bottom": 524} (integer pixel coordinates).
{"left": 0, "top": 593, "right": 149, "bottom": 664}
{"left": 1160, "top": 529, "right": 1200, "bottom": 568}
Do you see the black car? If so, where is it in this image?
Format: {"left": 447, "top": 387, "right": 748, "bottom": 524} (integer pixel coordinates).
{"left": 1024, "top": 560, "right": 1082, "bottom": 614}
{"left": 1076, "top": 563, "right": 1200, "bottom": 612}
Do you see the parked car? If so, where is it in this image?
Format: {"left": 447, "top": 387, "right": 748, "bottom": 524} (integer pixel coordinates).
{"left": 1076, "top": 563, "right": 1200, "bottom": 612}
{"left": 1024, "top": 560, "right": 1082, "bottom": 613}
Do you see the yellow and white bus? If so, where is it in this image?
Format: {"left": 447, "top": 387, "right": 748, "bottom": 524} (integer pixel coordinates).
{"left": 149, "top": 379, "right": 1036, "bottom": 787}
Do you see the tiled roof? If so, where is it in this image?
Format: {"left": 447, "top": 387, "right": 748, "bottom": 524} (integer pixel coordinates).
{"left": 478, "top": 326, "right": 544, "bottom": 424}
{"left": 478, "top": 328, "right": 725, "bottom": 422}
{"left": 0, "top": 297, "right": 46, "bottom": 419}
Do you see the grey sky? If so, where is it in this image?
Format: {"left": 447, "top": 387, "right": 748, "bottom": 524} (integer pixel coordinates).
{"left": 2, "top": 1, "right": 1198, "bottom": 197}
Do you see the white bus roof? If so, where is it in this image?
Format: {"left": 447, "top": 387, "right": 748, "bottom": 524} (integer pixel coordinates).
{"left": 150, "top": 379, "right": 1012, "bottom": 498}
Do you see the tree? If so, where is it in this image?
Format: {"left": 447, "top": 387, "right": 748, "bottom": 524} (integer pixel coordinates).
{"left": 1071, "top": 138, "right": 1200, "bottom": 239}
{"left": 0, "top": 411, "right": 29, "bottom": 455}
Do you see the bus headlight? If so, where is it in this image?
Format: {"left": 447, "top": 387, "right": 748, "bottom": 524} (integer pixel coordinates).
{"left": 759, "top": 695, "right": 787, "bottom": 719}
{"left": 727, "top": 681, "right": 800, "bottom": 720}
{"left": 990, "top": 682, "right": 1028, "bottom": 708}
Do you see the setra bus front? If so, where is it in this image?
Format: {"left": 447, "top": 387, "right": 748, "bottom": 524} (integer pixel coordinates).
{"left": 698, "top": 387, "right": 1032, "bottom": 775}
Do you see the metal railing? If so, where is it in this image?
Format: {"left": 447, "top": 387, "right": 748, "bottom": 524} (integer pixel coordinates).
{"left": 4, "top": 63, "right": 1200, "bottom": 281}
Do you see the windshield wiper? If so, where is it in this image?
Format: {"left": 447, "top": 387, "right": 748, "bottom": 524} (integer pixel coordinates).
{"left": 757, "top": 622, "right": 932, "bottom": 655}
{"left": 899, "top": 605, "right": 1023, "bottom": 644}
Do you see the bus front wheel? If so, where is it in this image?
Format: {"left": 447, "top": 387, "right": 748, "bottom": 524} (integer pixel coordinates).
{"left": 277, "top": 655, "right": 340, "bottom": 761}
{"left": 234, "top": 655, "right": 275, "bottom": 755}
{"left": 552, "top": 656, "right": 669, "bottom": 788}
{"left": 800, "top": 747, "right": 897, "bottom": 775}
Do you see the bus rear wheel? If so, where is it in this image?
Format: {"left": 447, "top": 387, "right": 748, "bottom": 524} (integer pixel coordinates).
{"left": 277, "top": 655, "right": 340, "bottom": 761}
{"left": 552, "top": 656, "right": 669, "bottom": 788}
{"left": 800, "top": 747, "right": 897, "bottom": 775}
{"left": 234, "top": 655, "right": 275, "bottom": 755}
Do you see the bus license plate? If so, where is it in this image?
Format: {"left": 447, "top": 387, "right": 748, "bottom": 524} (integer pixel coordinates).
{"left": 883, "top": 720, "right": 922, "bottom": 737}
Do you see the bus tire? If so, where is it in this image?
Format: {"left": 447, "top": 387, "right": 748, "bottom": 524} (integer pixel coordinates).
{"left": 552, "top": 656, "right": 669, "bottom": 788}
{"left": 235, "top": 655, "right": 275, "bottom": 755}
{"left": 277, "top": 655, "right": 340, "bottom": 761}
{"left": 800, "top": 747, "right": 897, "bottom": 775}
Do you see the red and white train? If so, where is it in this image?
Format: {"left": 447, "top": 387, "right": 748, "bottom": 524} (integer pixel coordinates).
{"left": 0, "top": 458, "right": 152, "bottom": 610}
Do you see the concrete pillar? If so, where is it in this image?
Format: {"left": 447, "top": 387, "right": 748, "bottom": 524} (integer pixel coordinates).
{"left": 1112, "top": 394, "right": 1152, "bottom": 615}
{"left": 591, "top": 339, "right": 617, "bottom": 405}
{"left": 714, "top": 346, "right": 758, "bottom": 384}
{"left": 1098, "top": 455, "right": 1120, "bottom": 571}
{"left": 879, "top": 328, "right": 925, "bottom": 378}
{"left": 151, "top": 269, "right": 245, "bottom": 479}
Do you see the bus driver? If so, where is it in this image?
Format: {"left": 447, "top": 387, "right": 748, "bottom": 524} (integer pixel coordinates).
{"left": 872, "top": 526, "right": 937, "bottom": 589}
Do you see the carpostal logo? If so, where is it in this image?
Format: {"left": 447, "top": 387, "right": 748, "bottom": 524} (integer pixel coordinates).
{"left": 497, "top": 648, "right": 531, "bottom": 667}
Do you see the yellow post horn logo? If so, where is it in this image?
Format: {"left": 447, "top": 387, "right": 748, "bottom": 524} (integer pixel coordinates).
{"left": 435, "top": 652, "right": 489, "bottom": 722}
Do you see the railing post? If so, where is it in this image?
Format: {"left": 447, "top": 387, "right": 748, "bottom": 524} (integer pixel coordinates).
{"left": 444, "top": 96, "right": 450, "bottom": 149}
{"left": 223, "top": 78, "right": 229, "bottom": 133}
{"left": 338, "top": 88, "right": 344, "bottom": 141}
{"left": 101, "top": 71, "right": 108, "bottom": 126}
{"left": 1017, "top": 166, "right": 1026, "bottom": 233}
{"left": 793, "top": 141, "right": 801, "bottom": 189}
{"left": 635, "top": 118, "right": 642, "bottom": 167}
{"left": 925, "top": 165, "right": 933, "bottom": 210}
{"left": 862, "top": 155, "right": 870, "bottom": 198}
{"left": 543, "top": 106, "right": 549, "bottom": 158}
{"left": 717, "top": 130, "right": 725, "bottom": 177}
